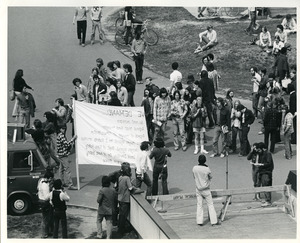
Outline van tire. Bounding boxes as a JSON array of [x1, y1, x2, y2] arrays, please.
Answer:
[[8, 194, 31, 215]]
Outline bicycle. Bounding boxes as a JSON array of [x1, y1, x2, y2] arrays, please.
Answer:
[[201, 7, 244, 17], [115, 19, 159, 46]]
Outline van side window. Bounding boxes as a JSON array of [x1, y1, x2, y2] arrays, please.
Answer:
[[13, 151, 40, 169]]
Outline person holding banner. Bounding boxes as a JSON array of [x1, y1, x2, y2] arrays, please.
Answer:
[[135, 141, 153, 199], [153, 87, 171, 141], [150, 138, 172, 196]]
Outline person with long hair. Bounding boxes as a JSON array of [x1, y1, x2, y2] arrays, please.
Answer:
[[229, 100, 242, 153], [87, 67, 104, 103], [150, 137, 172, 195], [170, 90, 188, 151], [123, 64, 136, 106], [107, 91, 122, 106], [116, 80, 128, 106], [191, 96, 208, 155]]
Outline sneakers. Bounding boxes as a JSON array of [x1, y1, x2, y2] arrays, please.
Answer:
[[182, 146, 187, 151], [81, 43, 85, 47], [210, 153, 218, 158], [174, 147, 179, 151], [194, 148, 199, 155], [220, 153, 225, 158], [212, 221, 221, 226], [200, 149, 209, 154], [91, 40, 94, 45], [261, 201, 272, 207]]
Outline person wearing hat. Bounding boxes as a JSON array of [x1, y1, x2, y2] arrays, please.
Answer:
[[194, 25, 218, 53], [150, 137, 172, 195], [192, 155, 219, 226], [56, 125, 77, 190]]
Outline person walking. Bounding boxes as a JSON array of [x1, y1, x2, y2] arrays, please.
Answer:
[[150, 138, 172, 196], [73, 7, 88, 47], [192, 155, 219, 226], [170, 90, 188, 151], [90, 6, 105, 44], [50, 179, 70, 239], [96, 176, 117, 239], [131, 32, 147, 84]]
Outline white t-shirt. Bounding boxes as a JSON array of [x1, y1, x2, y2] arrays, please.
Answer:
[[252, 72, 261, 93], [170, 70, 182, 84], [192, 165, 212, 191]]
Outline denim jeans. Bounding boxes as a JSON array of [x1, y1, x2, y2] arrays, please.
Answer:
[[40, 200, 52, 236], [91, 20, 104, 41], [264, 127, 277, 153], [152, 165, 168, 196], [204, 102, 214, 127], [252, 92, 259, 117], [240, 126, 251, 155], [134, 54, 144, 81], [212, 126, 227, 154], [194, 129, 204, 148], [97, 214, 113, 239], [284, 132, 292, 158], [127, 91, 135, 107], [118, 202, 130, 235], [231, 126, 242, 151], [252, 166, 261, 187], [196, 189, 218, 225], [59, 156, 73, 187], [77, 20, 87, 44], [172, 117, 186, 148], [53, 210, 68, 238], [259, 172, 272, 203], [18, 107, 30, 128]]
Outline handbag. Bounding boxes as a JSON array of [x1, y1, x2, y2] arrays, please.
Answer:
[[9, 90, 16, 101]]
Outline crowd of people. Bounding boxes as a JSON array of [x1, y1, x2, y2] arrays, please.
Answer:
[[9, 7, 297, 239]]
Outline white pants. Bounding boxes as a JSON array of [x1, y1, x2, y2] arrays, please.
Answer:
[[196, 189, 218, 225]]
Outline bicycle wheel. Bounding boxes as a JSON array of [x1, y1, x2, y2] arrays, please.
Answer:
[[143, 29, 159, 46], [115, 17, 125, 33], [225, 7, 240, 16]]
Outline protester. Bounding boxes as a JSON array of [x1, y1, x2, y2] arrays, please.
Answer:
[[236, 104, 255, 156], [141, 89, 154, 142], [105, 77, 117, 101], [107, 61, 122, 85], [229, 100, 242, 154], [96, 58, 107, 81], [199, 70, 216, 128], [107, 91, 122, 106], [288, 83, 296, 144], [16, 85, 33, 128], [37, 170, 54, 238], [52, 98, 67, 129], [96, 175, 117, 239], [150, 137, 172, 196], [192, 155, 219, 226], [281, 14, 297, 35], [193, 80, 202, 98], [131, 32, 147, 84], [145, 77, 160, 97], [257, 143, 274, 207], [225, 89, 234, 112], [73, 7, 88, 47], [206, 53, 220, 91], [273, 47, 290, 85], [123, 64, 136, 107], [116, 80, 128, 106], [247, 143, 263, 200], [50, 179, 70, 239], [170, 90, 188, 151], [135, 141, 153, 198], [250, 67, 261, 118], [153, 87, 171, 141], [281, 105, 294, 160], [169, 62, 182, 95], [56, 125, 77, 190], [87, 68, 103, 103], [183, 87, 195, 145], [90, 6, 104, 45], [210, 97, 231, 158], [191, 95, 208, 155], [195, 25, 218, 53], [92, 74, 107, 104], [73, 78, 88, 102]]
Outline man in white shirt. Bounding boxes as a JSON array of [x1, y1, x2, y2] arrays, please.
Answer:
[[250, 67, 261, 118], [169, 62, 182, 94], [90, 6, 104, 44], [192, 155, 219, 226], [194, 25, 218, 53], [135, 141, 153, 198]]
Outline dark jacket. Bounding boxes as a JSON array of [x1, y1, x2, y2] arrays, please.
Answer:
[[141, 98, 151, 117], [213, 106, 231, 129], [241, 108, 255, 127], [124, 73, 136, 92], [274, 53, 290, 77], [258, 75, 268, 98], [199, 77, 216, 103], [264, 107, 281, 129], [52, 190, 67, 212], [146, 83, 160, 97], [97, 187, 117, 215], [13, 77, 33, 92], [289, 91, 296, 115], [93, 82, 107, 104], [258, 150, 274, 174]]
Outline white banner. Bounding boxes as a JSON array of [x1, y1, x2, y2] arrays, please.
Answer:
[[74, 101, 148, 167]]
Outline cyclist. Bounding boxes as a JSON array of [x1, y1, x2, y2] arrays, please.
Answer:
[[124, 6, 142, 45]]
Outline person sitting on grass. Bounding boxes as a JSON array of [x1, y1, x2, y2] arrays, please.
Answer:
[[281, 14, 297, 35], [250, 26, 272, 53], [194, 25, 218, 53], [272, 35, 284, 56]]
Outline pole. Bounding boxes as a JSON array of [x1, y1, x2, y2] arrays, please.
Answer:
[[73, 99, 80, 190], [226, 149, 228, 190]]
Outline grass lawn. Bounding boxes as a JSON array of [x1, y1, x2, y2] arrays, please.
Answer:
[[105, 7, 296, 99]]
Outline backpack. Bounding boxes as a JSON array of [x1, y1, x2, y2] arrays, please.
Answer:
[[64, 104, 73, 123]]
